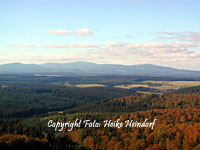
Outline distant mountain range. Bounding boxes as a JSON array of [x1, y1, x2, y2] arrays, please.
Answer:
[[0, 62, 200, 76]]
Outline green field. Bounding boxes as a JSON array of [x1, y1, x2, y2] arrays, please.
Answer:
[[1, 75, 200, 93], [114, 81, 200, 91], [74, 84, 105, 88]]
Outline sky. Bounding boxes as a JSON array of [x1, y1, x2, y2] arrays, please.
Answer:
[[0, 0, 200, 70]]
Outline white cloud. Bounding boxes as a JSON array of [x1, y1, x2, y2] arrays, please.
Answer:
[[43, 44, 66, 48], [48, 28, 93, 36], [39, 41, 200, 68], [156, 31, 179, 35], [67, 43, 99, 48], [11, 44, 36, 48], [104, 42, 125, 47], [157, 31, 200, 43], [2, 42, 200, 70], [97, 42, 200, 64], [184, 32, 200, 42], [5, 32, 200, 70], [75, 28, 93, 36], [48, 29, 72, 35], [42, 43, 99, 49]]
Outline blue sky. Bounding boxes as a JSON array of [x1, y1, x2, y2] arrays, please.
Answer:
[[0, 0, 200, 70]]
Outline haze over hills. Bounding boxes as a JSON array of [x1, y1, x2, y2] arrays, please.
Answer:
[[0, 61, 200, 76]]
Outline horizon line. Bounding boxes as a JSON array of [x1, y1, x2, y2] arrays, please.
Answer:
[[0, 61, 199, 71]]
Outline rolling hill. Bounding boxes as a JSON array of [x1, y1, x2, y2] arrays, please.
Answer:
[[0, 61, 200, 76]]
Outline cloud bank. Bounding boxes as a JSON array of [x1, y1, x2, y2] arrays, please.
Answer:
[[48, 28, 93, 36]]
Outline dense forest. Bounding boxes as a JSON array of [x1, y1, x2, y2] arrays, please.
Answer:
[[1, 108, 200, 150], [1, 74, 200, 88], [173, 86, 200, 94], [66, 93, 200, 113], [1, 85, 200, 149], [0, 87, 134, 118]]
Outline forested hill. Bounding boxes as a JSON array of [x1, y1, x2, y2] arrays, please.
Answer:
[[1, 86, 200, 118], [1, 92, 200, 150], [67, 93, 200, 113], [0, 87, 134, 118], [1, 62, 200, 76], [1, 87, 200, 149], [173, 86, 200, 94]]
